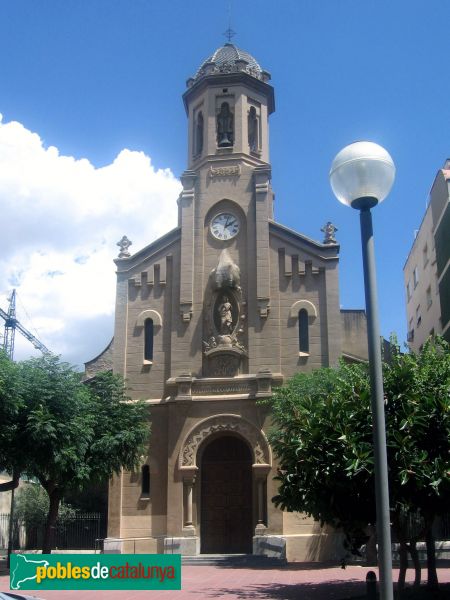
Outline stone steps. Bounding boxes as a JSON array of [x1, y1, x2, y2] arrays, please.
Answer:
[[181, 554, 287, 567]]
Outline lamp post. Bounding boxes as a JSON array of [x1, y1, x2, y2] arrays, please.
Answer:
[[329, 141, 395, 600]]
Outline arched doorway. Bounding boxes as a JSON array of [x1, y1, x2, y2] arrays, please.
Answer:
[[200, 435, 253, 554]]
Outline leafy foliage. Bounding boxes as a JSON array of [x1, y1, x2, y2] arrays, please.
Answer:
[[11, 356, 149, 492], [268, 363, 375, 544], [0, 354, 150, 552], [0, 350, 25, 481], [268, 337, 450, 560], [383, 337, 450, 517], [15, 483, 77, 528]]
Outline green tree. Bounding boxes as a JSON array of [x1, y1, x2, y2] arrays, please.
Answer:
[[0, 351, 23, 491], [2, 355, 149, 553], [15, 483, 77, 529], [383, 337, 450, 589], [268, 364, 375, 548], [268, 337, 450, 590]]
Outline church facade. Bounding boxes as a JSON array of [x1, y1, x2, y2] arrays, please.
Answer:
[[87, 43, 368, 561]]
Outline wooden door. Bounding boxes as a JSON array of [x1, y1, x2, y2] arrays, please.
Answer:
[[201, 436, 253, 554]]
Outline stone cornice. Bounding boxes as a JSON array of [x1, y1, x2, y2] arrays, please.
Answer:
[[182, 71, 275, 115], [191, 153, 270, 172], [166, 371, 283, 402]]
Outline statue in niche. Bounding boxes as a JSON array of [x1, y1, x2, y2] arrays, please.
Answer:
[[202, 250, 247, 367], [248, 106, 258, 152], [218, 296, 233, 334], [217, 102, 234, 147]]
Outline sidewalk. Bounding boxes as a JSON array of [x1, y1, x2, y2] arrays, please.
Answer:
[[1, 562, 450, 600]]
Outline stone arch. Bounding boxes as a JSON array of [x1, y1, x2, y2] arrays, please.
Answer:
[[289, 299, 317, 320], [179, 414, 271, 470], [136, 309, 163, 327]]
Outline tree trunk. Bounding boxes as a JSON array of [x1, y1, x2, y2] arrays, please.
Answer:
[[425, 518, 439, 590], [393, 515, 408, 593], [365, 524, 378, 566], [398, 539, 408, 593], [42, 488, 61, 554], [407, 540, 421, 588]]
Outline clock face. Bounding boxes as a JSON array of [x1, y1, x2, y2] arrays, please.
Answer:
[[210, 212, 240, 241]]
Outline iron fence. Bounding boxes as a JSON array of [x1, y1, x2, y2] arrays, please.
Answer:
[[403, 512, 450, 542], [0, 512, 106, 551]]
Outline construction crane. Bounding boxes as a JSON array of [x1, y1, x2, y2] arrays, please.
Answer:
[[0, 289, 51, 360]]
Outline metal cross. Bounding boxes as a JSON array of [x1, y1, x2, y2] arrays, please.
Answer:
[[223, 27, 236, 42]]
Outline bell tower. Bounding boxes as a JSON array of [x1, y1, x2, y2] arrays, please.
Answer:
[[183, 43, 275, 169], [174, 43, 278, 377]]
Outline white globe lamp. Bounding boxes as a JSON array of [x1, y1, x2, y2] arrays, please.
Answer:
[[329, 141, 395, 209]]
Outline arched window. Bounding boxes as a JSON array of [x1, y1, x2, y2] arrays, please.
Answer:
[[195, 111, 204, 155], [141, 465, 150, 497], [298, 309, 309, 354], [144, 318, 154, 362], [248, 106, 258, 152]]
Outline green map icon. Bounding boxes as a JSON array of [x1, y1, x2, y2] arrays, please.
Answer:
[[10, 554, 50, 590]]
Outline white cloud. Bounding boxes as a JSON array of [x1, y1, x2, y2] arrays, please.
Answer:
[[0, 115, 181, 366]]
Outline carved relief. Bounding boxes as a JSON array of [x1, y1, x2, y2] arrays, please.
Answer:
[[208, 165, 241, 178], [196, 63, 264, 81], [207, 354, 241, 377], [195, 381, 255, 395], [179, 414, 271, 469]]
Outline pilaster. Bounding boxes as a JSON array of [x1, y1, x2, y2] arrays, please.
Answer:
[[178, 170, 197, 323], [107, 472, 123, 538], [112, 271, 129, 376], [254, 166, 272, 318], [323, 261, 342, 366]]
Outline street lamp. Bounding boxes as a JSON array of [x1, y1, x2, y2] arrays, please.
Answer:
[[329, 141, 395, 600]]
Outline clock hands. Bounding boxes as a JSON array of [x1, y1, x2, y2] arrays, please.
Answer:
[[211, 213, 239, 240]]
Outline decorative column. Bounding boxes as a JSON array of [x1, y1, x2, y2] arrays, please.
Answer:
[[182, 469, 198, 535], [164, 468, 199, 557], [252, 464, 270, 535], [185, 479, 194, 527], [257, 478, 265, 525]]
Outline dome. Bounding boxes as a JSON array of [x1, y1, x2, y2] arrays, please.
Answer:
[[191, 43, 270, 83]]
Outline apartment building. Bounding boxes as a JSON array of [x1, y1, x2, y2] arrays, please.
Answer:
[[404, 160, 450, 351]]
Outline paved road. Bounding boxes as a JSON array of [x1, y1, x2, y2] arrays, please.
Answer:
[[1, 563, 450, 600]]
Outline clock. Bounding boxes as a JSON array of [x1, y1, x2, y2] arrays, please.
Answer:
[[210, 212, 240, 241]]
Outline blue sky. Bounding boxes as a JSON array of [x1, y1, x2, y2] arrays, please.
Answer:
[[1, 0, 449, 364]]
